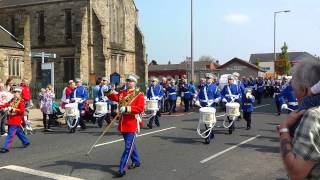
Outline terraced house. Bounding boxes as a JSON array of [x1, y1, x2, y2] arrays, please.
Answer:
[[0, 0, 147, 84]]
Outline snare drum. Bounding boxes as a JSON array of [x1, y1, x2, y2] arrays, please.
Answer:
[[226, 102, 240, 117], [199, 107, 216, 125], [146, 100, 159, 111], [65, 103, 79, 117], [95, 102, 110, 114]]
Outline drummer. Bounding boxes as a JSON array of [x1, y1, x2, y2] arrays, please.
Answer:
[[146, 77, 164, 129], [195, 73, 221, 143], [221, 75, 242, 134]]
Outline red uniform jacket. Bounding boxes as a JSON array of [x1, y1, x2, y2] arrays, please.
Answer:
[[0, 98, 25, 126], [108, 89, 144, 133], [21, 84, 31, 101]]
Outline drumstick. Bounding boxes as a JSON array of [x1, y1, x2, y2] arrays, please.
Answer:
[[85, 113, 120, 156]]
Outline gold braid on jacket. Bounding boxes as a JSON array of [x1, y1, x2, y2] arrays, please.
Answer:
[[119, 89, 140, 107], [10, 97, 22, 111]]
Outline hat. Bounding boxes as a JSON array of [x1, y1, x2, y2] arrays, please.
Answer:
[[75, 78, 82, 83], [171, 79, 176, 83], [244, 88, 252, 94], [126, 74, 139, 82], [227, 75, 234, 80], [102, 77, 109, 81], [232, 72, 240, 78], [205, 73, 214, 79], [150, 77, 159, 82], [12, 87, 22, 92]]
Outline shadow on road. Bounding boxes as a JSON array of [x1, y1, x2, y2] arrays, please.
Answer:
[[40, 160, 118, 177]]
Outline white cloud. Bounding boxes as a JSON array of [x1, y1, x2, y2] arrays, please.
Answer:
[[224, 13, 250, 25]]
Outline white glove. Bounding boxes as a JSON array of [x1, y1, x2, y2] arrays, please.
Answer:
[[65, 99, 70, 104], [222, 98, 227, 103], [8, 107, 12, 111], [272, 94, 276, 98], [120, 107, 126, 113], [235, 95, 240, 99], [79, 99, 84, 103], [95, 98, 99, 102], [152, 96, 159, 100], [195, 100, 201, 107], [213, 98, 220, 103], [281, 104, 288, 110], [71, 98, 75, 102], [101, 96, 108, 102]]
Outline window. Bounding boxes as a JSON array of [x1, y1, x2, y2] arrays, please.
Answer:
[[37, 11, 45, 42], [111, 55, 117, 73], [119, 55, 125, 75], [65, 9, 72, 41], [10, 15, 16, 36], [64, 58, 75, 82], [262, 67, 271, 71], [8, 56, 21, 77], [109, 0, 124, 44]]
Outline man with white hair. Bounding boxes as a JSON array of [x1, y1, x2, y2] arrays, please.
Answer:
[[278, 61, 320, 180]]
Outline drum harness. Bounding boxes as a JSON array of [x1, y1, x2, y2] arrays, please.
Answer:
[[196, 85, 217, 139], [222, 86, 240, 129]]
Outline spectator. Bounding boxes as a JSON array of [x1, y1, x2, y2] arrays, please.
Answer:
[[60, 80, 75, 109], [0, 83, 13, 136], [278, 61, 320, 179], [20, 79, 32, 108], [5, 77, 14, 92], [39, 85, 55, 132]]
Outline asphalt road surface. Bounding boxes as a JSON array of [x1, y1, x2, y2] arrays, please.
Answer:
[[0, 98, 288, 180]]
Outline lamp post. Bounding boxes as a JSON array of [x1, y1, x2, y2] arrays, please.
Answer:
[[190, 0, 194, 82], [274, 10, 290, 76]]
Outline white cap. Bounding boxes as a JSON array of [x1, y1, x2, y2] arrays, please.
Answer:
[[228, 75, 234, 80], [102, 77, 109, 81], [150, 77, 159, 82], [75, 78, 82, 83], [126, 74, 139, 83], [232, 72, 240, 78], [205, 73, 214, 79], [244, 88, 252, 94]]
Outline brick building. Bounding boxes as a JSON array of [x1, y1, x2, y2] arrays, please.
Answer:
[[0, 0, 147, 84]]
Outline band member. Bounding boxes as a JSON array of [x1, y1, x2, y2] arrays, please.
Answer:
[[278, 80, 299, 112], [273, 81, 282, 115], [248, 76, 256, 97], [242, 88, 255, 130], [256, 77, 264, 104], [195, 73, 221, 143], [221, 75, 242, 134], [68, 78, 88, 131], [181, 78, 196, 112], [0, 87, 30, 153], [160, 77, 169, 113], [166, 79, 177, 115], [107, 74, 144, 177], [146, 77, 164, 129]]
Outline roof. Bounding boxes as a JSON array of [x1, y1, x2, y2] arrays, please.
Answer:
[[148, 64, 186, 71], [249, 52, 318, 63], [219, 57, 265, 72], [0, 0, 71, 8], [0, 25, 24, 49]]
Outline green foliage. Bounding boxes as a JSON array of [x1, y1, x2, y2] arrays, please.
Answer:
[[279, 42, 291, 75], [254, 58, 260, 66]]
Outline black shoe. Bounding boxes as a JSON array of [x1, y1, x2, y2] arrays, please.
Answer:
[[46, 128, 54, 132], [228, 128, 233, 134], [0, 148, 9, 153], [246, 127, 251, 130], [115, 171, 126, 178], [147, 124, 152, 129], [23, 143, 30, 148], [156, 124, 160, 127], [128, 163, 140, 169]]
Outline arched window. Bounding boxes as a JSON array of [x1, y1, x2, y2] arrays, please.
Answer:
[[109, 0, 124, 44]]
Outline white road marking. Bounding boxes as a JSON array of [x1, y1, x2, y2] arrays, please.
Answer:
[[0, 165, 84, 180], [254, 104, 271, 109], [200, 135, 261, 163], [95, 127, 176, 147]]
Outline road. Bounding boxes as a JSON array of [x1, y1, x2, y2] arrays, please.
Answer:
[[0, 98, 288, 180]]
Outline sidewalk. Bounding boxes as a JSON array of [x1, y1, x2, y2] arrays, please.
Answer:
[[28, 109, 45, 129]]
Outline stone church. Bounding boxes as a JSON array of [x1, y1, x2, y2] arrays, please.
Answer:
[[0, 0, 147, 84]]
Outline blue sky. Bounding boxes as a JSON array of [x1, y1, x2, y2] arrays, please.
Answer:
[[134, 0, 320, 64]]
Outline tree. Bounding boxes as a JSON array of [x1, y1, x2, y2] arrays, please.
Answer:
[[278, 42, 291, 75], [149, 60, 158, 65], [254, 58, 260, 67]]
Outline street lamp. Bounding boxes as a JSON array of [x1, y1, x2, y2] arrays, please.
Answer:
[[274, 10, 290, 76], [190, 0, 194, 82]]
